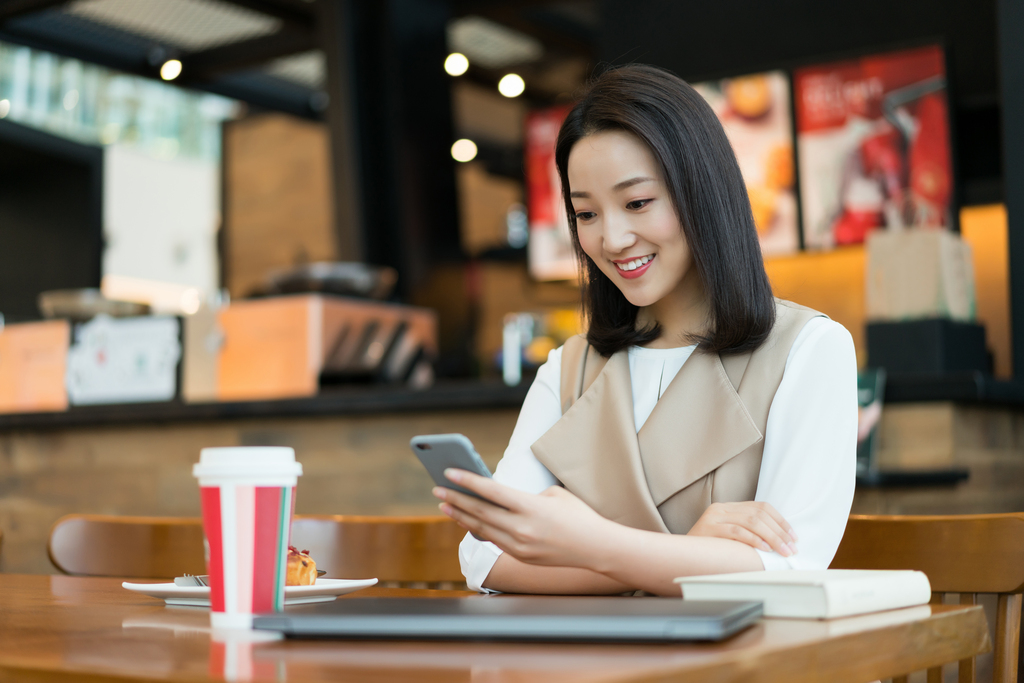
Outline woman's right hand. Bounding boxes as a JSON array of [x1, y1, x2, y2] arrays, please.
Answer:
[[688, 501, 798, 557]]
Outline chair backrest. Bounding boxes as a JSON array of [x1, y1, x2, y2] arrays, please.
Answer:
[[290, 515, 466, 587], [831, 514, 1024, 683], [48, 515, 206, 578], [49, 514, 466, 587]]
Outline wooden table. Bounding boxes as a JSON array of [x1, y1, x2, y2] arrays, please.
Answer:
[[0, 574, 990, 683]]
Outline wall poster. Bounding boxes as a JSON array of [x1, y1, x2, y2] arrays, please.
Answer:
[[693, 71, 799, 256], [525, 105, 576, 281], [794, 45, 953, 249]]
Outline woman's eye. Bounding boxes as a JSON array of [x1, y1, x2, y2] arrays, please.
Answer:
[[626, 199, 652, 210], [574, 211, 596, 222]]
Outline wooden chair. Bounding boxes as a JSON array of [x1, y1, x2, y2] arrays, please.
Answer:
[[48, 515, 206, 578], [831, 513, 1024, 683], [290, 515, 466, 588], [48, 514, 466, 587]]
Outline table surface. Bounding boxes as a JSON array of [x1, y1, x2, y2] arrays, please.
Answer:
[[0, 574, 991, 683]]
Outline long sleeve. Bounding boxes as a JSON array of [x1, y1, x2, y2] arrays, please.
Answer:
[[459, 347, 564, 591], [458, 317, 858, 590], [751, 317, 858, 571]]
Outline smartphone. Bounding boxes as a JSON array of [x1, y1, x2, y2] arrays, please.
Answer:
[[410, 433, 494, 501]]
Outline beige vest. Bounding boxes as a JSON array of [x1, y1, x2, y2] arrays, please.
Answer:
[[530, 299, 823, 535]]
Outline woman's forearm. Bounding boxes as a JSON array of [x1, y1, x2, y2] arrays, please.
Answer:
[[483, 553, 634, 594], [483, 524, 765, 596], [588, 524, 765, 596]]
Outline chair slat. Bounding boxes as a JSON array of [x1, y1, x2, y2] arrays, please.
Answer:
[[994, 594, 1022, 683], [926, 589, 944, 683], [959, 593, 977, 683]]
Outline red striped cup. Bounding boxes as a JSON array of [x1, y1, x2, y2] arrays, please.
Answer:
[[193, 447, 303, 630]]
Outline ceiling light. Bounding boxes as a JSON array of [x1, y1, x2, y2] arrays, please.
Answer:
[[445, 52, 469, 76], [451, 139, 478, 162], [498, 74, 525, 98], [0, 99, 9, 118], [160, 59, 183, 81]]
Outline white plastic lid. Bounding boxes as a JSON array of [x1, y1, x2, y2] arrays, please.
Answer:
[[192, 447, 302, 479]]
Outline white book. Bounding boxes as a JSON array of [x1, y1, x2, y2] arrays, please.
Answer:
[[674, 570, 932, 619]]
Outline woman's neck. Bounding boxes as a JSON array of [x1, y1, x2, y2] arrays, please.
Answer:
[[636, 276, 709, 349]]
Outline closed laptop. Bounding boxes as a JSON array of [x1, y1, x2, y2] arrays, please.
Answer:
[[253, 596, 762, 642]]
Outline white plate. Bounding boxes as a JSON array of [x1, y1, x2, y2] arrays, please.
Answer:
[[122, 578, 378, 608]]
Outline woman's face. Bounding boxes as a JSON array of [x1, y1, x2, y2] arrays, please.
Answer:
[[567, 129, 697, 310]]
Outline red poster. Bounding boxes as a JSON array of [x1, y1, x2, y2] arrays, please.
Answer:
[[795, 45, 953, 248], [693, 71, 798, 256], [525, 105, 576, 280]]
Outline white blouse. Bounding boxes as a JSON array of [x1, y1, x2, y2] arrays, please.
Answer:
[[459, 316, 858, 592]]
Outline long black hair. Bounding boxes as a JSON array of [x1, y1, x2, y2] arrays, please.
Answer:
[[555, 64, 776, 356]]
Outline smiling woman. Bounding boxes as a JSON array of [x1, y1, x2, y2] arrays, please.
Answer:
[[437, 65, 858, 597]]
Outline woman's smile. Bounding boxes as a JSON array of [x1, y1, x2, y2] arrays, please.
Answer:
[[613, 253, 655, 279]]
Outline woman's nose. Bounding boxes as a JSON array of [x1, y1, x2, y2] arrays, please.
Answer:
[[603, 215, 638, 253]]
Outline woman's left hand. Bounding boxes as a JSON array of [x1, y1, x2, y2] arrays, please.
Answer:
[[433, 469, 613, 569]]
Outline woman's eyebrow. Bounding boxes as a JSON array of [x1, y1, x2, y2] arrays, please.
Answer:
[[570, 176, 655, 199], [614, 176, 655, 191]]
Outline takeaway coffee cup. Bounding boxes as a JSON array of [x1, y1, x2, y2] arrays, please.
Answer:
[[193, 447, 303, 629]]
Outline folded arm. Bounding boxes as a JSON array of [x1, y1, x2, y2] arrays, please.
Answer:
[[439, 471, 764, 596]]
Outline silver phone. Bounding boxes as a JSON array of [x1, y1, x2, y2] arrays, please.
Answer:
[[410, 433, 493, 500]]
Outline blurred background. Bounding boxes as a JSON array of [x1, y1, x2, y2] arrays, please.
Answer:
[[2, 0, 1024, 580]]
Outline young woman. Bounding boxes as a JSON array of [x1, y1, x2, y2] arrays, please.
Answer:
[[434, 64, 857, 597]]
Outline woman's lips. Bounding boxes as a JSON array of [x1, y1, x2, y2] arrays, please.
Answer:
[[614, 255, 654, 280]]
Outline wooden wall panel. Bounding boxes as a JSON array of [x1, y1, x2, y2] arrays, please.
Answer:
[[0, 409, 519, 575], [223, 114, 336, 299]]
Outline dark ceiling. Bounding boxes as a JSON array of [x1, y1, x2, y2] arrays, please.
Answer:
[[0, 0, 597, 118]]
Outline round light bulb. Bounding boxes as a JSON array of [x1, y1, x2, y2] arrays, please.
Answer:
[[451, 139, 478, 163], [160, 59, 182, 81], [498, 73, 525, 98], [0, 99, 10, 119], [444, 52, 469, 77]]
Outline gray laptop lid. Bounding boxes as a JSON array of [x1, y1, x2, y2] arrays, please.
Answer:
[[253, 596, 762, 642]]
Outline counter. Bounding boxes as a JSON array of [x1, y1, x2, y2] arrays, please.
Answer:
[[0, 381, 530, 430], [2, 378, 1024, 576]]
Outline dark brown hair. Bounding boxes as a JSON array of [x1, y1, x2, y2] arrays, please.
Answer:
[[555, 64, 776, 356]]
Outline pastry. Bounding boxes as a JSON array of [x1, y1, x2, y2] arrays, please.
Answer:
[[286, 546, 317, 586], [726, 75, 772, 120]]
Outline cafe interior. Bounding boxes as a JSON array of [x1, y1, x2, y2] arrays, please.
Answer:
[[1, 0, 1024, 681]]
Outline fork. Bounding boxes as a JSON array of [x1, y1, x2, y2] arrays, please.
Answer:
[[183, 573, 207, 587]]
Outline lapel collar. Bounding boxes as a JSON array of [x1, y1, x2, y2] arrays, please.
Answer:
[[637, 349, 762, 506], [531, 350, 668, 533]]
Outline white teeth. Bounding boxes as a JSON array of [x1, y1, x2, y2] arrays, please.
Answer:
[[616, 255, 653, 271]]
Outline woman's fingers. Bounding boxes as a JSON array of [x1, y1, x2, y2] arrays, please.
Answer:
[[745, 514, 795, 557], [439, 501, 519, 549], [718, 524, 774, 553], [443, 469, 523, 511], [756, 502, 798, 542], [434, 486, 513, 526]]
